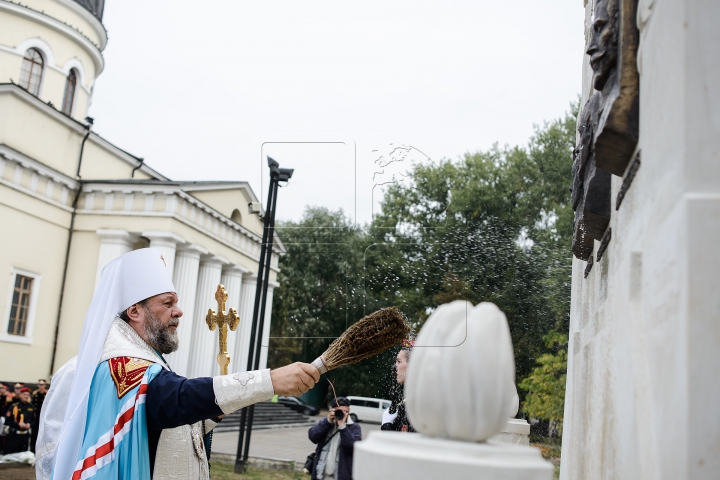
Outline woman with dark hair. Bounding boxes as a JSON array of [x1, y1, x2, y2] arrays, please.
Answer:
[[381, 339, 415, 432]]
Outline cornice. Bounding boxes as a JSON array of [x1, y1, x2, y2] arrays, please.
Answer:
[[0, 145, 76, 212], [0, 0, 104, 74], [77, 183, 286, 260], [53, 0, 107, 49], [179, 181, 260, 203], [0, 144, 77, 189]]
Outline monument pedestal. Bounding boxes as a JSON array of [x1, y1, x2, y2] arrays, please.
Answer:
[[354, 431, 552, 480], [489, 418, 532, 446]]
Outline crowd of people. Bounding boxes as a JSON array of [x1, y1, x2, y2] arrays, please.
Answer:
[[0, 379, 48, 454]]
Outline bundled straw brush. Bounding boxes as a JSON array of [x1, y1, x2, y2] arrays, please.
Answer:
[[311, 307, 410, 374]]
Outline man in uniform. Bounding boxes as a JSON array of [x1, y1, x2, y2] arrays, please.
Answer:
[[31, 379, 48, 452], [36, 248, 320, 480], [3, 386, 35, 453]]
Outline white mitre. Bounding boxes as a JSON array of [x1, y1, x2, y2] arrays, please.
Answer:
[[36, 248, 176, 480]]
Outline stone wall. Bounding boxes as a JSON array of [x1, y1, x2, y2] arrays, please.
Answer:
[[561, 0, 720, 479]]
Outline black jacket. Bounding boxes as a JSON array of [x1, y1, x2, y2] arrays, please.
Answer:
[[5, 400, 35, 432], [381, 399, 415, 433], [308, 418, 361, 480]]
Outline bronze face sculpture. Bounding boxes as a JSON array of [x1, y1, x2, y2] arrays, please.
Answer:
[[585, 0, 640, 177], [587, 0, 619, 91]]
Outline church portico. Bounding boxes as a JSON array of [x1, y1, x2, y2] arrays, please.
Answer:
[[0, 117, 283, 383], [85, 222, 280, 379]]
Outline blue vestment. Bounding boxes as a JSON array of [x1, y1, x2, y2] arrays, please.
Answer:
[[65, 359, 221, 480]]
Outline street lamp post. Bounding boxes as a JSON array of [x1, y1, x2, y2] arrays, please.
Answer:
[[234, 156, 293, 473]]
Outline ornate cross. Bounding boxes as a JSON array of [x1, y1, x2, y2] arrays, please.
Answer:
[[206, 284, 240, 375]]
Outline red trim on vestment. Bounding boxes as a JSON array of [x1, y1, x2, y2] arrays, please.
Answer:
[[70, 382, 148, 480]]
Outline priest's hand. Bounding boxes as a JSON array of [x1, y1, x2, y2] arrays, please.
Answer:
[[270, 362, 321, 396]]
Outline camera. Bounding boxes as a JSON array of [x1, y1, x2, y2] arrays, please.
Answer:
[[334, 409, 345, 421]]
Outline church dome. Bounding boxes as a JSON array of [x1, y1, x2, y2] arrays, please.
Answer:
[[72, 0, 105, 22], [0, 0, 109, 120]]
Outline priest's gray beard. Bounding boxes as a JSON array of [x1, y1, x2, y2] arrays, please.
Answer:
[[143, 306, 179, 354]]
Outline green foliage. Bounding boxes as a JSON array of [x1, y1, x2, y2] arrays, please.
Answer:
[[268, 207, 396, 402], [519, 332, 568, 433], [268, 102, 578, 409]]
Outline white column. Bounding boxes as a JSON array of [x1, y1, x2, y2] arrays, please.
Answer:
[[234, 273, 258, 372], [142, 231, 185, 278], [95, 229, 137, 289], [187, 255, 228, 378], [213, 264, 248, 376], [258, 281, 278, 370], [165, 244, 207, 377]]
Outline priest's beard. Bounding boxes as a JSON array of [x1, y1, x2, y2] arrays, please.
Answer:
[[143, 306, 179, 354]]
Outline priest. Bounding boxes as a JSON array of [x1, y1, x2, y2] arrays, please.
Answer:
[[35, 248, 320, 480]]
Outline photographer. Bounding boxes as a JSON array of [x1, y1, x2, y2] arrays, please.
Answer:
[[308, 397, 361, 480]]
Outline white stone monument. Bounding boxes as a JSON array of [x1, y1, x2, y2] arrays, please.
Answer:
[[563, 0, 720, 478], [354, 301, 552, 480]]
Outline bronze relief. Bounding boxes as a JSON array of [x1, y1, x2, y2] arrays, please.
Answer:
[[570, 0, 640, 260], [572, 93, 611, 260], [589, 0, 640, 177]]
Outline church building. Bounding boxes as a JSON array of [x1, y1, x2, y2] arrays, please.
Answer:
[[0, 0, 280, 383]]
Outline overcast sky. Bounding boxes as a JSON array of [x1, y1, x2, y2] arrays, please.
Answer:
[[89, 0, 585, 225]]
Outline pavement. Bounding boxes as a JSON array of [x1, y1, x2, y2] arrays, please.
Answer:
[[211, 415, 382, 464]]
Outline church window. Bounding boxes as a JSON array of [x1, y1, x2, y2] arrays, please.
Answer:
[[7, 275, 33, 336], [18, 48, 44, 96], [231, 208, 243, 225], [62, 69, 78, 115]]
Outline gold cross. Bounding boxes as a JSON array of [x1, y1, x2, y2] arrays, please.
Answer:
[[206, 284, 240, 375]]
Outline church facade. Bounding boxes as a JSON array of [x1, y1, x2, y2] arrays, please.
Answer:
[[0, 0, 280, 383]]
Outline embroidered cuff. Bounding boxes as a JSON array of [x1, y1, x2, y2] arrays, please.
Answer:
[[213, 369, 275, 414], [204, 419, 218, 433]]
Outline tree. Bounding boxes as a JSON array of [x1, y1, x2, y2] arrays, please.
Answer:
[[268, 102, 578, 407], [364, 103, 578, 380], [268, 207, 395, 401], [519, 332, 568, 436]]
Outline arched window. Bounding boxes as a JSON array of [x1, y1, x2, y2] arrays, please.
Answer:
[[231, 208, 243, 225], [62, 69, 78, 115], [19, 48, 44, 96]]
